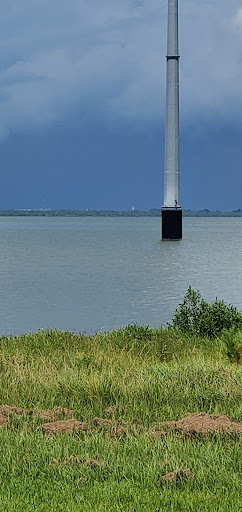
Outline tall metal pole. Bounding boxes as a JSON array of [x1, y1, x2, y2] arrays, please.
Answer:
[[162, 0, 182, 239]]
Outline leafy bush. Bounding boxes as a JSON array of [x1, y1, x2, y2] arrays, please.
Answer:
[[173, 286, 242, 338], [221, 328, 242, 363], [172, 287, 202, 334]]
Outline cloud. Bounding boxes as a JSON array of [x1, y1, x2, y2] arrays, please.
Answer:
[[0, 0, 242, 137], [234, 8, 242, 29]]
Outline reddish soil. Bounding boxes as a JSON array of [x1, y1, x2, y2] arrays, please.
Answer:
[[156, 413, 242, 435], [42, 419, 88, 435], [160, 466, 195, 483]]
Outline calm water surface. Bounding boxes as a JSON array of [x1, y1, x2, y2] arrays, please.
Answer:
[[0, 216, 242, 335]]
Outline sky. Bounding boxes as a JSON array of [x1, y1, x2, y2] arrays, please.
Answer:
[[0, 0, 242, 211]]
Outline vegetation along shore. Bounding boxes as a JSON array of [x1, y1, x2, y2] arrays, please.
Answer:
[[0, 289, 241, 511], [1, 209, 242, 217]]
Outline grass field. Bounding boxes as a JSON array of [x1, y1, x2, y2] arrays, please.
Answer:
[[0, 326, 241, 511]]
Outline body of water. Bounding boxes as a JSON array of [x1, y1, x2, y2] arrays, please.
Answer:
[[0, 216, 242, 335]]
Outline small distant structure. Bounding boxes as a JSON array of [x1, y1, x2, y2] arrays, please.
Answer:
[[131, 206, 135, 211]]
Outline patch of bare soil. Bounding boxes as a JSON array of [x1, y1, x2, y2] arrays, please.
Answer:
[[159, 466, 195, 484], [42, 419, 88, 435], [0, 404, 74, 425], [108, 425, 127, 438], [93, 417, 113, 427], [36, 407, 74, 421], [156, 413, 242, 436], [0, 412, 8, 426], [0, 405, 31, 416]]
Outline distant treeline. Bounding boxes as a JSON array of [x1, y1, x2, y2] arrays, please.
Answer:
[[0, 209, 242, 217]]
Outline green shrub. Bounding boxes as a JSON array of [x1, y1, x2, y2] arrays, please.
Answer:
[[173, 287, 242, 338], [221, 328, 242, 363], [172, 287, 202, 334]]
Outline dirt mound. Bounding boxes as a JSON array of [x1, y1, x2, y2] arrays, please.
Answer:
[[157, 413, 242, 435], [42, 419, 88, 435], [0, 413, 8, 426], [0, 405, 31, 416], [37, 407, 74, 421], [108, 425, 127, 438], [93, 417, 113, 427], [0, 405, 74, 424], [160, 466, 195, 484]]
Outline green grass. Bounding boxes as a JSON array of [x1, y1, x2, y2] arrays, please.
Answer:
[[0, 326, 241, 511]]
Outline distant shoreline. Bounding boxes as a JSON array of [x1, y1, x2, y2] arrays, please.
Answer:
[[0, 209, 242, 218]]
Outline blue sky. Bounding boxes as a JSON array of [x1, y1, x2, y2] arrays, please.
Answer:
[[0, 0, 242, 210]]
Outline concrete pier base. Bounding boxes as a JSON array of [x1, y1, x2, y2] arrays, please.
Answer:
[[162, 207, 182, 240]]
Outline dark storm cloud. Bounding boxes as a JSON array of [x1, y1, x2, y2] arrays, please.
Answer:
[[0, 0, 241, 138]]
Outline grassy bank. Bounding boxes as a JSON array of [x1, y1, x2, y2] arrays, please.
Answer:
[[0, 326, 241, 511]]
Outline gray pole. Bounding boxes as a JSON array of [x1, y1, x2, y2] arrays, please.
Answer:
[[162, 0, 182, 239]]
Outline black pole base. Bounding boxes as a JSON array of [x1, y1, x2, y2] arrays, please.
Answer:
[[162, 208, 182, 240]]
